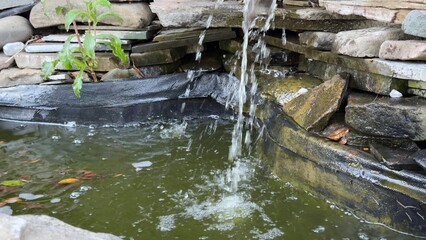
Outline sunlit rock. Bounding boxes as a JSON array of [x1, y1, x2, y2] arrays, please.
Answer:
[[345, 92, 426, 141], [379, 40, 426, 61], [283, 73, 348, 131]]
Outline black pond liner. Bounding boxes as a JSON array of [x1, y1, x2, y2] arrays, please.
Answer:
[[0, 72, 425, 236]]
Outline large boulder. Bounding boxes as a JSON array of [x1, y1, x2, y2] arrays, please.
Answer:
[[0, 16, 33, 49], [283, 74, 348, 131], [332, 27, 405, 57], [30, 0, 154, 29], [0, 213, 120, 240], [345, 92, 426, 141], [402, 10, 426, 38]]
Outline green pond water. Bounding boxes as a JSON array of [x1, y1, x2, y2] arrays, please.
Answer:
[[0, 117, 418, 239]]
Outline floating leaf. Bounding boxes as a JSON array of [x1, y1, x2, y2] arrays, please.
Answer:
[[113, 174, 123, 178], [326, 127, 349, 141], [4, 197, 22, 204], [78, 170, 97, 179], [1, 180, 26, 187], [29, 159, 41, 164], [0, 141, 6, 144], [22, 202, 43, 209], [58, 178, 79, 185], [0, 186, 19, 194], [20, 175, 31, 181]]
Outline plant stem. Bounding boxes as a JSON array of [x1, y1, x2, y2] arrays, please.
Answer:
[[65, 0, 84, 53]]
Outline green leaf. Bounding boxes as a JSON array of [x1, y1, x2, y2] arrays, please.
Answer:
[[94, 0, 112, 8], [97, 34, 127, 63], [96, 11, 121, 23], [1, 180, 26, 187], [41, 60, 59, 80], [55, 6, 66, 16], [64, 9, 85, 32], [57, 35, 77, 69], [73, 71, 84, 98], [83, 32, 96, 60], [41, 0, 48, 17]]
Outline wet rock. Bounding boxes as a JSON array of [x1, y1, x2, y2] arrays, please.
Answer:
[[261, 74, 322, 106], [139, 61, 182, 78], [332, 27, 404, 57], [30, 0, 154, 29], [411, 150, 426, 170], [15, 52, 130, 71], [379, 40, 426, 61], [180, 52, 223, 72], [299, 31, 336, 50], [0, 68, 43, 87], [345, 92, 426, 141], [130, 47, 186, 67], [0, 53, 14, 70], [300, 58, 407, 95], [219, 39, 242, 54], [402, 10, 426, 38], [0, 16, 33, 49], [283, 74, 348, 131], [0, 213, 121, 240], [3, 42, 25, 56], [369, 143, 420, 171], [101, 68, 140, 81]]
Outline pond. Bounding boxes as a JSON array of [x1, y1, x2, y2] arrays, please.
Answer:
[[0, 114, 418, 239]]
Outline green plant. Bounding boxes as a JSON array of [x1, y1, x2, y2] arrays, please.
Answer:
[[41, 0, 127, 97]]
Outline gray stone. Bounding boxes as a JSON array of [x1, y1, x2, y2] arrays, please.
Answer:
[[3, 42, 25, 56], [0, 0, 34, 10], [379, 40, 426, 61], [0, 213, 120, 240], [0, 68, 43, 87], [180, 52, 223, 72], [402, 10, 426, 38], [41, 34, 131, 44], [300, 58, 407, 95], [15, 52, 129, 72], [369, 143, 420, 170], [138, 61, 182, 78], [101, 68, 140, 81], [411, 150, 426, 170], [332, 27, 405, 57], [130, 48, 186, 67], [0, 16, 33, 49], [283, 74, 348, 131], [299, 31, 336, 50], [25, 42, 131, 53], [219, 39, 242, 54], [345, 92, 426, 141], [30, 0, 154, 29], [407, 88, 426, 98], [0, 52, 15, 70], [95, 30, 158, 40]]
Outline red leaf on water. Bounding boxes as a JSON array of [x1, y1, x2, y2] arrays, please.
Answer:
[[77, 170, 97, 179], [0, 186, 19, 194]]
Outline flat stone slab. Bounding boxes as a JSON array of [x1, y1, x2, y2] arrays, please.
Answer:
[[25, 42, 131, 53], [42, 34, 131, 44], [0, 0, 34, 10], [0, 53, 14, 70], [332, 27, 405, 57], [0, 214, 120, 240], [0, 68, 43, 88], [345, 92, 426, 141], [30, 0, 154, 29], [130, 47, 186, 67], [411, 150, 426, 171], [379, 40, 426, 61], [283, 74, 348, 131], [15, 52, 130, 72], [265, 35, 426, 82], [299, 31, 336, 50], [95, 30, 158, 40], [402, 10, 426, 38], [153, 28, 232, 42], [369, 143, 420, 170]]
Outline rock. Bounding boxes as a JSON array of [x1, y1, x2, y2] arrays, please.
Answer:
[[407, 88, 426, 98], [345, 92, 426, 141], [0, 52, 15, 70], [219, 39, 242, 54], [0, 16, 33, 49], [283, 74, 348, 131], [0, 68, 43, 87], [95, 29, 158, 40], [130, 48, 186, 67], [30, 0, 154, 29], [411, 150, 426, 170], [101, 68, 140, 81], [402, 10, 426, 38], [369, 143, 420, 170], [332, 27, 405, 57], [15, 52, 130, 71], [180, 52, 223, 72], [25, 42, 131, 53], [300, 58, 407, 95], [0, 213, 121, 240], [299, 31, 336, 50], [0, 0, 34, 10], [0, 3, 37, 19], [3, 42, 25, 56], [379, 40, 426, 61], [261, 74, 322, 106], [138, 61, 182, 78]]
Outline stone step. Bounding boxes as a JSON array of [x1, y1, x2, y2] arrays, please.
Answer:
[[15, 52, 130, 72], [265, 35, 426, 82], [130, 47, 186, 67], [379, 40, 426, 61], [153, 28, 233, 42], [25, 42, 131, 53], [92, 30, 157, 40], [132, 30, 236, 53], [41, 34, 131, 44], [58, 23, 162, 31]]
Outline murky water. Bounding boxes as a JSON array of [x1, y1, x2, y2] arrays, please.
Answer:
[[0, 117, 417, 239]]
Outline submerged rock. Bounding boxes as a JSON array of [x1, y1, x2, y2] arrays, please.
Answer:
[[0, 213, 120, 240], [283, 74, 348, 131], [345, 92, 426, 141]]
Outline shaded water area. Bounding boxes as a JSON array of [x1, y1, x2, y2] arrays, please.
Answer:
[[0, 113, 418, 239]]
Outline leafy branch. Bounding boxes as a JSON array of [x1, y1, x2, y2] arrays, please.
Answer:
[[41, 0, 127, 98]]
